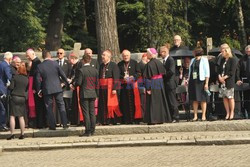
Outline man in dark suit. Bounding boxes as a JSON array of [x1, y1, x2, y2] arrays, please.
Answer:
[[0, 52, 13, 131], [160, 46, 179, 122], [84, 48, 99, 71], [35, 50, 69, 130], [74, 55, 99, 136], [57, 48, 72, 123]]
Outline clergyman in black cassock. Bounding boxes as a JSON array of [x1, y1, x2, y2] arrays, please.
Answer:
[[118, 50, 142, 124], [143, 48, 171, 124], [98, 50, 122, 125], [68, 54, 83, 125], [26, 49, 46, 129]]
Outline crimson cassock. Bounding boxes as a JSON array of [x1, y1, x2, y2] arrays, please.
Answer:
[[118, 59, 142, 124], [98, 61, 122, 125], [143, 58, 172, 124]]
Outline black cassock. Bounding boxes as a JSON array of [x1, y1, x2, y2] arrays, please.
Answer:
[[118, 59, 141, 124], [143, 58, 171, 124], [70, 61, 83, 125], [138, 61, 147, 119], [98, 61, 121, 124]]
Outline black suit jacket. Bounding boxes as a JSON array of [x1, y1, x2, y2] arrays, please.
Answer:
[[36, 59, 68, 95], [9, 74, 29, 98], [75, 65, 99, 99], [118, 59, 140, 80], [218, 57, 238, 89], [90, 59, 100, 71], [57, 59, 72, 90], [163, 56, 177, 90], [57, 59, 71, 78]]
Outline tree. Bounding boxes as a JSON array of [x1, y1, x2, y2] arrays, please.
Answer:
[[0, 0, 45, 52], [45, 0, 66, 51], [95, 0, 120, 62], [236, 0, 247, 49]]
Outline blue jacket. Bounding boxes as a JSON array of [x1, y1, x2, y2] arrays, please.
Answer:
[[188, 56, 210, 81], [0, 60, 12, 94], [35, 59, 68, 95]]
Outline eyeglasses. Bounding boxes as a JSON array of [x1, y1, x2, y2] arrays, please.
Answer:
[[57, 52, 63, 55]]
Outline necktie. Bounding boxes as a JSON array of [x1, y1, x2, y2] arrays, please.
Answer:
[[59, 60, 62, 66], [163, 60, 166, 65]]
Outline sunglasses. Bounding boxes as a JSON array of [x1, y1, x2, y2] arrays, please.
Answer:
[[57, 52, 63, 55]]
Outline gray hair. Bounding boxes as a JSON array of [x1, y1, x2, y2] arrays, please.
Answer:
[[4, 51, 13, 59], [245, 45, 250, 51]]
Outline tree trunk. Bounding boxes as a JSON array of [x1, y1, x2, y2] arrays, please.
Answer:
[[236, 0, 247, 50], [45, 0, 66, 51], [145, 0, 152, 47], [95, 0, 120, 63]]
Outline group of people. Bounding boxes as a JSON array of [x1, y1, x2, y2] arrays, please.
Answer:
[[1, 34, 250, 140]]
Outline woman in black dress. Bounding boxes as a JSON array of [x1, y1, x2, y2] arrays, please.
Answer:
[[218, 43, 237, 120], [7, 62, 29, 140], [188, 48, 210, 121]]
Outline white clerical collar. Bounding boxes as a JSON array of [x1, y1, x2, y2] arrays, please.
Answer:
[[84, 63, 90, 66]]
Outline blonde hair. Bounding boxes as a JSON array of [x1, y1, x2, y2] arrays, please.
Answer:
[[220, 43, 233, 58]]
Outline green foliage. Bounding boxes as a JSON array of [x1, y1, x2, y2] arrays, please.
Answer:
[[221, 36, 241, 50], [0, 0, 248, 52], [0, 0, 45, 52]]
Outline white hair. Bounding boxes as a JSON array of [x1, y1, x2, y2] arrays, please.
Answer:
[[4, 51, 13, 59], [245, 45, 250, 51]]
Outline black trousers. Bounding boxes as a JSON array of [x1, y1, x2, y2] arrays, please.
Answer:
[[35, 94, 46, 128], [80, 98, 96, 134], [44, 92, 68, 129], [165, 88, 179, 120]]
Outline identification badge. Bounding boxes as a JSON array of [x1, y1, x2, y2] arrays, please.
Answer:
[[193, 72, 197, 79], [177, 59, 182, 66]]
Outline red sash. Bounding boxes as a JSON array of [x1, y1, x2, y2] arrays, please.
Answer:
[[28, 76, 36, 118], [99, 78, 122, 118], [76, 86, 84, 121], [151, 74, 163, 79], [133, 81, 142, 119]]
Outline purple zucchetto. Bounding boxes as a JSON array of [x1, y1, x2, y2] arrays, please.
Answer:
[[147, 48, 158, 55]]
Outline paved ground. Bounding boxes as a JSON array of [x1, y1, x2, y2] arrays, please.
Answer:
[[1, 145, 250, 167], [1, 131, 250, 152], [1, 120, 250, 139]]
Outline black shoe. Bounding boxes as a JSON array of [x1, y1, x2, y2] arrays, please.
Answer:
[[7, 134, 15, 140], [79, 133, 91, 137], [49, 127, 56, 130], [19, 135, 25, 140], [63, 125, 69, 129]]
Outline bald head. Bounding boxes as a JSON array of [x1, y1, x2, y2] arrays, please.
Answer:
[[174, 35, 182, 47], [12, 56, 21, 68], [84, 48, 93, 57], [57, 48, 65, 59], [122, 49, 131, 62]]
